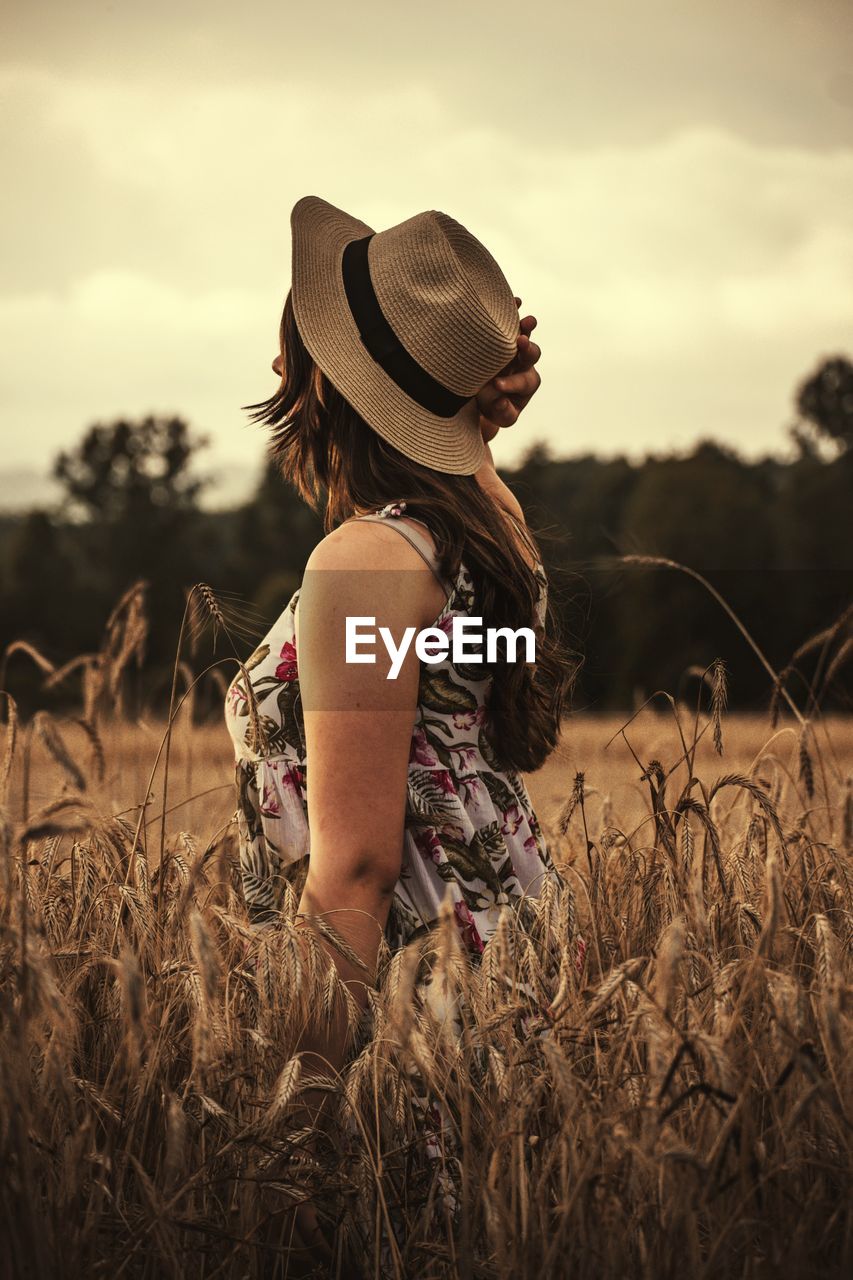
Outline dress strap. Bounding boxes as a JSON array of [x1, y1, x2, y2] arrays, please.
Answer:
[[350, 501, 456, 597]]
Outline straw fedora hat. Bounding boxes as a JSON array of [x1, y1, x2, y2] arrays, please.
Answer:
[[289, 195, 520, 475]]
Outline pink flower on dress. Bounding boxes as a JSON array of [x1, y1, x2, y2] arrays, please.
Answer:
[[259, 781, 280, 818], [453, 900, 485, 955], [501, 803, 524, 837], [451, 706, 486, 732], [413, 827, 444, 865], [455, 746, 480, 771], [523, 833, 539, 857], [460, 776, 483, 804], [227, 680, 247, 713], [280, 763, 305, 793], [274, 639, 298, 682], [437, 770, 458, 796], [409, 726, 440, 766]]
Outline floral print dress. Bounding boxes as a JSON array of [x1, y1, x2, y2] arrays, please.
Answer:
[[224, 499, 560, 956]]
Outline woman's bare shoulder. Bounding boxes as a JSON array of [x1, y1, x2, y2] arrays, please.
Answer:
[[300, 518, 447, 632], [304, 517, 434, 573]]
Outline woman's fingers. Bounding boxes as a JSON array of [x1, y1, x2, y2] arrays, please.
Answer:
[[483, 393, 521, 426], [475, 303, 541, 428], [494, 400, 521, 425], [476, 373, 538, 425], [519, 315, 537, 342], [478, 378, 520, 420], [515, 332, 541, 370], [479, 394, 519, 428], [495, 364, 542, 402]]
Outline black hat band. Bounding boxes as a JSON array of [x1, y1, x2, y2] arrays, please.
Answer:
[[341, 234, 471, 419]]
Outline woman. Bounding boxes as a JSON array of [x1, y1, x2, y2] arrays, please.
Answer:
[[224, 195, 577, 1260]]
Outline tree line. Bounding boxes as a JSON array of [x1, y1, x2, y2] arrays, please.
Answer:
[[1, 355, 851, 720]]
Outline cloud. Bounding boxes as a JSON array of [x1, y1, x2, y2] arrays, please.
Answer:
[[5, 1, 853, 150], [1, 64, 852, 482], [0, 269, 273, 472]]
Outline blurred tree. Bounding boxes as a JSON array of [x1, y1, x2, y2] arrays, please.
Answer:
[[51, 416, 210, 666], [505, 448, 638, 712], [606, 442, 773, 703], [792, 354, 853, 454], [4, 510, 73, 639], [620, 440, 774, 570], [231, 459, 325, 606], [54, 415, 208, 522], [0, 395, 847, 716], [0, 511, 81, 708]]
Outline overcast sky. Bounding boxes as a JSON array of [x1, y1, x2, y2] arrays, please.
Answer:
[[2, 0, 852, 506]]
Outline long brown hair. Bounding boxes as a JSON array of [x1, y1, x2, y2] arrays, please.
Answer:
[[241, 290, 581, 772]]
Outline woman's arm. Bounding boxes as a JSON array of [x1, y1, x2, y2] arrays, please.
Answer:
[[288, 517, 442, 1123]]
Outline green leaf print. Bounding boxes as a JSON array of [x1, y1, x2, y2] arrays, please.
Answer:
[[434, 860, 483, 914], [421, 715, 455, 741], [442, 832, 504, 897], [477, 724, 504, 771], [417, 719, 456, 768], [472, 820, 508, 864], [419, 669, 478, 715], [504, 767, 529, 807], [236, 760, 264, 845], [494, 851, 518, 891], [429, 739, 456, 769], [406, 768, 464, 822], [480, 770, 522, 816], [453, 572, 476, 614], [275, 682, 304, 755], [245, 713, 279, 757], [452, 664, 492, 684], [251, 675, 288, 698]]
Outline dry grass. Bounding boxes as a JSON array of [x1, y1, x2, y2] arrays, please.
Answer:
[[1, 581, 852, 1279]]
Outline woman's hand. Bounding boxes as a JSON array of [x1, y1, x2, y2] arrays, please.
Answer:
[[477, 298, 542, 444]]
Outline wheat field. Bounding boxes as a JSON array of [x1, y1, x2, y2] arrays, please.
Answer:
[[1, 583, 851, 1279]]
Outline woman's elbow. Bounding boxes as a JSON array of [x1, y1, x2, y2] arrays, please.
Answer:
[[311, 843, 403, 900], [347, 848, 403, 896]]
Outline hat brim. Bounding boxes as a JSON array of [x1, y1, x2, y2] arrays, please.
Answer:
[[290, 195, 487, 476]]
